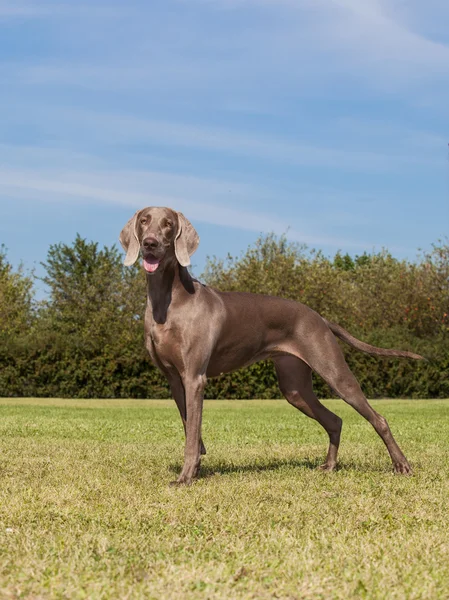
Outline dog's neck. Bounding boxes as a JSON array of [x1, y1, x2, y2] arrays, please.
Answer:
[[146, 260, 195, 324]]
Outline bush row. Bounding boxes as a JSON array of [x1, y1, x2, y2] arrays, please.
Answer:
[[1, 235, 448, 398]]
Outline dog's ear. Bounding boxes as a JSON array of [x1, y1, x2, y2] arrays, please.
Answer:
[[174, 212, 199, 267], [119, 210, 141, 266]]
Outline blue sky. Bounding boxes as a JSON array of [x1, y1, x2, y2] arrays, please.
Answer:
[[0, 0, 448, 292]]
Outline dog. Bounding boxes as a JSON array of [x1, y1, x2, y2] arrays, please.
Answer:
[[120, 206, 423, 484]]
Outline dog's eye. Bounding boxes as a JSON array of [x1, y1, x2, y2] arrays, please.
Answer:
[[166, 220, 173, 228], [140, 218, 147, 225]]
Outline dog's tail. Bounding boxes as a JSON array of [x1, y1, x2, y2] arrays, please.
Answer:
[[324, 319, 425, 360]]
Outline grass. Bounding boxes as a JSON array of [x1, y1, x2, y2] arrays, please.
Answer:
[[0, 398, 448, 599]]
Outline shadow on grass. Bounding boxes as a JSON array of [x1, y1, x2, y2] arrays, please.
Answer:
[[168, 457, 393, 477], [168, 457, 321, 477]]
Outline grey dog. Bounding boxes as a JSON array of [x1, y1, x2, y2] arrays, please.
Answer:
[[120, 206, 423, 485]]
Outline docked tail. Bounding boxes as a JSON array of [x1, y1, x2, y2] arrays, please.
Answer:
[[324, 319, 425, 360]]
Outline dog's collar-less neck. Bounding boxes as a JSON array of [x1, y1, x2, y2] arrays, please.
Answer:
[[146, 262, 195, 324]]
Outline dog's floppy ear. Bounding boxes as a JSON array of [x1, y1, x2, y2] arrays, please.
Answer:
[[119, 210, 141, 266], [174, 212, 199, 267]]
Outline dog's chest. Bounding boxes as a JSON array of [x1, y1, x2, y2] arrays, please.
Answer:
[[149, 325, 169, 349], [145, 321, 182, 369]]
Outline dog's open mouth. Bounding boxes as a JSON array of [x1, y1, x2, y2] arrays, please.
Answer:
[[143, 255, 161, 273]]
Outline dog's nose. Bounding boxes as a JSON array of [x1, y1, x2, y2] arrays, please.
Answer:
[[143, 236, 159, 250]]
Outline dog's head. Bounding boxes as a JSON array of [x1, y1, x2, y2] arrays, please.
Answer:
[[119, 207, 199, 274]]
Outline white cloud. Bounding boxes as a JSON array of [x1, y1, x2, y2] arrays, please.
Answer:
[[2, 0, 448, 116], [0, 0, 444, 270], [8, 63, 201, 91], [14, 107, 440, 173], [0, 165, 380, 249], [0, 2, 52, 17], [181, 0, 449, 90], [338, 0, 449, 67], [0, 1, 124, 19]]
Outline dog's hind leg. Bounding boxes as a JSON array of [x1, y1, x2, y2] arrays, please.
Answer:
[[274, 355, 343, 471], [300, 328, 412, 474]]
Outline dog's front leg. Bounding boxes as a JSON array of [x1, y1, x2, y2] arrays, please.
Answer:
[[167, 373, 207, 457], [174, 373, 206, 485]]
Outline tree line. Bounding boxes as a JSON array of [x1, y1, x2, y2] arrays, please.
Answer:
[[1, 234, 448, 399]]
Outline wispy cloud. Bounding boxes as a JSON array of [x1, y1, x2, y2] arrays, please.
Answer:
[[8, 106, 440, 173], [0, 2, 57, 17], [182, 0, 449, 91], [0, 1, 124, 19], [3, 0, 449, 113], [3, 62, 205, 91], [0, 164, 383, 249], [330, 0, 449, 71], [0, 0, 446, 272]]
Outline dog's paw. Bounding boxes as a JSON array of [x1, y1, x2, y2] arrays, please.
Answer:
[[317, 462, 337, 473], [169, 478, 193, 487], [393, 461, 413, 475]]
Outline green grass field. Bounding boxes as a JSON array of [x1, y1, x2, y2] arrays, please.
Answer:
[[1, 398, 448, 599]]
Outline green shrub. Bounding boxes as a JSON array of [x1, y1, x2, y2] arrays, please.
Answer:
[[0, 235, 448, 399]]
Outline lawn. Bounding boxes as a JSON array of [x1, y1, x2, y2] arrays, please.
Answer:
[[0, 398, 448, 599]]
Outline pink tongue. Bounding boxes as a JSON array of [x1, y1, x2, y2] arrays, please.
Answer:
[[143, 258, 160, 273]]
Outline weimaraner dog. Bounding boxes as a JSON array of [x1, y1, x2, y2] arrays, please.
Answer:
[[120, 206, 424, 485]]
